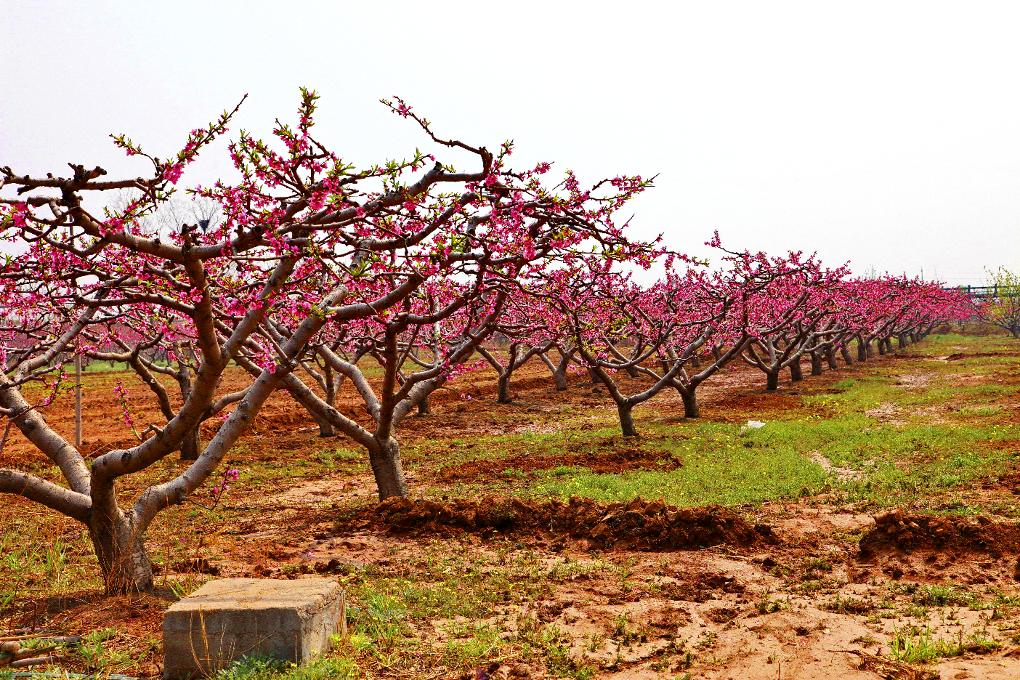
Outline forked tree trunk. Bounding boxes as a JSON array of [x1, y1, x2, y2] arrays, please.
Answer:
[[89, 514, 154, 594], [825, 347, 839, 370], [857, 338, 868, 361], [616, 402, 638, 437], [789, 360, 803, 382], [840, 344, 854, 365], [544, 351, 571, 391], [766, 370, 780, 391], [368, 438, 408, 499]]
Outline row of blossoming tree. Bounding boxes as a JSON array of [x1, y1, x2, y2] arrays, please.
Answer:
[[1, 91, 974, 593]]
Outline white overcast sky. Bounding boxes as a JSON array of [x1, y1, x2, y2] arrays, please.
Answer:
[[2, 0, 1019, 284]]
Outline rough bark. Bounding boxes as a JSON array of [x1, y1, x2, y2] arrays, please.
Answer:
[[789, 360, 804, 382], [497, 372, 512, 404], [88, 512, 154, 594], [368, 438, 408, 499], [179, 427, 201, 461], [680, 388, 699, 418], [316, 417, 336, 437], [617, 402, 637, 437]]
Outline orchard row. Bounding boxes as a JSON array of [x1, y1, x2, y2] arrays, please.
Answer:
[[0, 91, 973, 592]]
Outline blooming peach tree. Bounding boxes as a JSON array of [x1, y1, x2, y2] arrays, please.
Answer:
[[0, 89, 653, 590]]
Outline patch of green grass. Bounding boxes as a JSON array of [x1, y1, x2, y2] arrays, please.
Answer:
[[438, 621, 505, 668], [911, 584, 974, 607], [214, 656, 359, 680], [527, 416, 1018, 508], [527, 421, 827, 507], [822, 594, 874, 615], [441, 336, 1020, 508], [78, 627, 133, 673], [888, 626, 1001, 664], [315, 448, 363, 472]]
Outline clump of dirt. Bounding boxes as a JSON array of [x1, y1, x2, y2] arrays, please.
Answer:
[[859, 510, 1020, 558], [351, 496, 773, 551], [436, 445, 680, 482]]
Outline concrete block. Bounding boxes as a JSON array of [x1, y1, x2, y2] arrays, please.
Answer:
[[163, 577, 343, 678]]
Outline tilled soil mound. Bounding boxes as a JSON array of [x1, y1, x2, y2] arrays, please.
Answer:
[[357, 496, 773, 551], [859, 510, 1020, 558]]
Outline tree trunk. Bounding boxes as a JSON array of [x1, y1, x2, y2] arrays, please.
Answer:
[[588, 366, 600, 385], [312, 414, 335, 437], [897, 334, 907, 349], [766, 370, 780, 391], [417, 397, 430, 415], [789, 360, 803, 382], [368, 438, 408, 499], [877, 339, 887, 355], [179, 427, 201, 461], [553, 365, 568, 391], [680, 388, 699, 418], [497, 372, 512, 404], [617, 402, 638, 437], [840, 344, 854, 365], [89, 514, 154, 594], [825, 347, 839, 370], [810, 352, 823, 376]]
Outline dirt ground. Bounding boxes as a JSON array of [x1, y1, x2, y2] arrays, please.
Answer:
[[2, 333, 1020, 678]]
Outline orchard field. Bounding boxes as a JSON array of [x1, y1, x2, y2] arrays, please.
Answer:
[[3, 330, 1020, 679], [3, 90, 1020, 680]]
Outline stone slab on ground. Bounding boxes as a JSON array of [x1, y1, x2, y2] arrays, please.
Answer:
[[163, 577, 343, 678]]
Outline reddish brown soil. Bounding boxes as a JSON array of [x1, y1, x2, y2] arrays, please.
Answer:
[[343, 496, 773, 551], [860, 510, 1020, 559], [4, 337, 1020, 678]]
